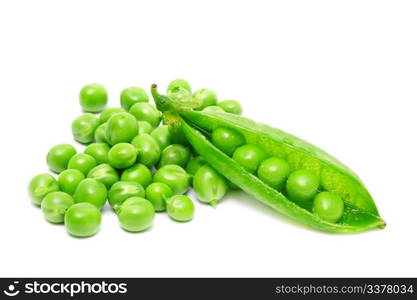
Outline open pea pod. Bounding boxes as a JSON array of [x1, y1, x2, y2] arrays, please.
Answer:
[[151, 84, 386, 233]]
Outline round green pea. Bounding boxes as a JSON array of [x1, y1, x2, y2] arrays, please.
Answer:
[[99, 107, 124, 124], [158, 144, 191, 168], [129, 103, 161, 128], [257, 157, 291, 190], [211, 127, 245, 156], [116, 197, 155, 232], [67, 153, 97, 176], [167, 87, 192, 103], [131, 134, 161, 166], [186, 156, 206, 176], [46, 144, 77, 173], [167, 79, 192, 94], [84, 143, 110, 164], [218, 100, 242, 115], [151, 125, 172, 150], [313, 192, 344, 223], [193, 165, 227, 207], [28, 174, 59, 206], [87, 163, 119, 189], [120, 87, 149, 111], [41, 191, 74, 223], [72, 113, 99, 144], [153, 165, 190, 195], [105, 112, 138, 145], [138, 121, 153, 134], [166, 195, 194, 222], [79, 83, 108, 113], [286, 169, 320, 203], [65, 203, 101, 238], [145, 182, 173, 212], [58, 169, 85, 195], [202, 106, 224, 113], [94, 123, 109, 144], [232, 144, 267, 173], [108, 143, 137, 169], [108, 181, 145, 209], [194, 88, 218, 110], [121, 163, 153, 188], [73, 178, 107, 209]]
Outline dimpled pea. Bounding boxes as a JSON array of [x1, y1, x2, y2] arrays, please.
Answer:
[[84, 142, 110, 164], [79, 83, 108, 113], [105, 112, 138, 145], [212, 127, 246, 156], [158, 144, 191, 168], [138, 121, 153, 134], [120, 87, 149, 111], [116, 197, 155, 232], [72, 113, 99, 144], [313, 192, 344, 223], [218, 100, 242, 115], [108, 143, 137, 169], [28, 174, 59, 206], [151, 125, 172, 150], [153, 165, 190, 195], [194, 88, 218, 110], [73, 178, 107, 209], [202, 106, 224, 113], [87, 163, 119, 189], [286, 169, 320, 203], [145, 182, 173, 212], [65, 203, 101, 237], [68, 153, 97, 176], [232, 144, 267, 174], [58, 169, 85, 195], [129, 103, 161, 128], [94, 123, 109, 144], [46, 144, 77, 173], [41, 191, 74, 223], [131, 134, 161, 166], [193, 165, 228, 207], [186, 156, 206, 176], [167, 79, 192, 94], [257, 157, 291, 190], [108, 181, 145, 209], [98, 107, 124, 124], [166, 195, 194, 222], [121, 163, 153, 188]]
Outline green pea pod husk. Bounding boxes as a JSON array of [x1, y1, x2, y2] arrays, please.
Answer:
[[193, 165, 228, 207], [151, 84, 386, 233]]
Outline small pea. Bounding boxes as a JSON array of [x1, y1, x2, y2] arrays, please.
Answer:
[[121, 163, 153, 188], [186, 156, 206, 176], [105, 112, 138, 145], [286, 169, 320, 203], [72, 113, 99, 144], [79, 83, 108, 113], [58, 169, 85, 195], [211, 127, 245, 156], [158, 144, 191, 168], [120, 87, 149, 111], [129, 103, 161, 128], [167, 79, 192, 94], [108, 181, 145, 209], [98, 107, 124, 124], [87, 163, 119, 189], [73, 178, 107, 209], [151, 125, 172, 150], [84, 142, 110, 164], [313, 192, 344, 223], [145, 182, 173, 212], [94, 123, 109, 144], [232, 144, 267, 174], [166, 195, 195, 222], [257, 157, 291, 190], [153, 165, 190, 195], [218, 100, 242, 115], [194, 88, 218, 110], [65, 203, 101, 238], [108, 143, 138, 169], [28, 174, 59, 206], [138, 121, 153, 134], [41, 191, 74, 224], [131, 134, 161, 167], [193, 165, 228, 207], [46, 144, 77, 173], [67, 153, 97, 176], [116, 197, 155, 232], [202, 106, 224, 113]]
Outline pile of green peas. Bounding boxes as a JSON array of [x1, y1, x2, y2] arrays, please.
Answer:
[[28, 80, 243, 238]]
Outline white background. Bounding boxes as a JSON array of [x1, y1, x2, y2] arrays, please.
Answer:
[[0, 0, 416, 277]]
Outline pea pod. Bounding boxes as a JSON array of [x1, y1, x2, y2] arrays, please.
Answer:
[[151, 84, 385, 233]]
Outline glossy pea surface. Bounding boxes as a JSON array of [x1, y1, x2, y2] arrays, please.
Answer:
[[129, 103, 161, 127], [72, 113, 99, 144], [99, 107, 124, 124], [313, 192, 344, 223], [73, 178, 107, 208], [65, 203, 101, 237], [212, 127, 245, 156], [194, 88, 217, 110], [121, 163, 153, 188], [145, 182, 173, 212], [46, 144, 77, 173], [257, 157, 291, 190], [120, 87, 149, 111], [166, 195, 194, 222], [158, 144, 191, 168], [193, 165, 227, 206], [58, 169, 85, 195], [79, 83, 108, 113], [153, 165, 190, 195], [105, 112, 138, 145], [186, 156, 206, 176], [84, 142, 110, 164], [218, 100, 242, 115], [94, 123, 108, 144], [286, 169, 320, 203], [68, 153, 97, 176], [116, 197, 155, 232], [131, 134, 161, 166], [151, 125, 172, 150], [108, 181, 145, 209], [167, 79, 192, 94], [138, 121, 153, 134], [108, 143, 137, 169], [87, 163, 119, 189], [232, 144, 267, 173], [28, 174, 59, 206], [41, 191, 74, 223]]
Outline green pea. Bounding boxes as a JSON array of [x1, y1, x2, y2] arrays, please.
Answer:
[[186, 156, 206, 176], [121, 163, 153, 188], [145, 182, 173, 212], [153, 165, 190, 195], [65, 203, 101, 238], [138, 121, 153, 134], [73, 178, 107, 209], [58, 169, 85, 195], [167, 87, 192, 102], [166, 195, 194, 222], [94, 123, 109, 144], [46, 144, 77, 173], [129, 103, 161, 127], [193, 165, 228, 207], [28, 174, 59, 206], [108, 143, 137, 169], [232, 144, 267, 173], [151, 125, 172, 150], [167, 79, 192, 94], [67, 153, 97, 176], [286, 169, 320, 203], [312, 192, 344, 223], [41, 191, 74, 223], [257, 157, 291, 190], [131, 134, 161, 166], [202, 106, 224, 113], [116, 197, 155, 232], [84, 142, 110, 164], [158, 144, 191, 168], [194, 88, 218, 110], [211, 127, 245, 156], [79, 83, 108, 113], [98, 107, 124, 124], [87, 163, 119, 189], [108, 181, 145, 209], [105, 112, 138, 145], [120, 87, 149, 111], [72, 113, 99, 144], [218, 100, 242, 115]]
